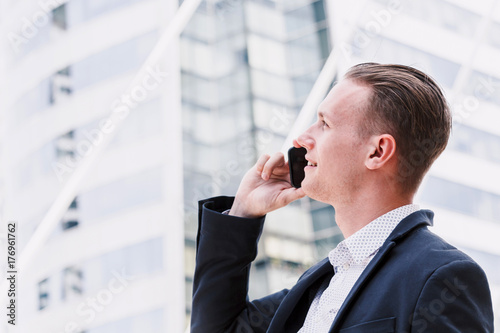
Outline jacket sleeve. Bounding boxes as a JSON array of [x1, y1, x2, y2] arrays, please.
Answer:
[[411, 259, 494, 332], [191, 196, 288, 333]]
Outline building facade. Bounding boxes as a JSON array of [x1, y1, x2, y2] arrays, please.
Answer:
[[0, 0, 498, 331], [1, 0, 184, 332]]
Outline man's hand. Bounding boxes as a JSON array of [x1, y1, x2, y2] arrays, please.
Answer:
[[229, 152, 306, 218]]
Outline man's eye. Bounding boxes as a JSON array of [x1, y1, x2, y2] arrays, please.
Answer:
[[322, 120, 329, 128]]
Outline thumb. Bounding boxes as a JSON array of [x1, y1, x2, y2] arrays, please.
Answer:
[[279, 187, 306, 205]]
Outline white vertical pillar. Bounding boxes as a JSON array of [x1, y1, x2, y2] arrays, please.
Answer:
[[158, 0, 186, 331]]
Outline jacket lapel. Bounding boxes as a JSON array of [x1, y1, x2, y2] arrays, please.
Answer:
[[329, 210, 434, 332], [268, 258, 333, 332]]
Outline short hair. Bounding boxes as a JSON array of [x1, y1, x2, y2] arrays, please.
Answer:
[[345, 63, 452, 194]]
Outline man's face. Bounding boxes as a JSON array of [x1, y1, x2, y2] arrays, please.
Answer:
[[296, 79, 372, 205]]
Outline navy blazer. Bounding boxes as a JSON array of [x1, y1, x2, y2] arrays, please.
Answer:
[[191, 196, 494, 332]]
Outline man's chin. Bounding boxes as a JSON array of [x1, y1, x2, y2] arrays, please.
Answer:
[[301, 181, 315, 198], [301, 180, 330, 204]]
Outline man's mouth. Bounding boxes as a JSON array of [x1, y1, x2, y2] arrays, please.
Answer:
[[307, 161, 317, 167]]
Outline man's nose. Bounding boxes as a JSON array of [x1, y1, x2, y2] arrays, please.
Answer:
[[296, 129, 315, 150]]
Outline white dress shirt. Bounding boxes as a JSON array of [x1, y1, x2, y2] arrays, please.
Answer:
[[298, 204, 420, 332]]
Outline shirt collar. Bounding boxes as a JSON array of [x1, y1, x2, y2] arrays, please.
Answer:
[[328, 204, 420, 269]]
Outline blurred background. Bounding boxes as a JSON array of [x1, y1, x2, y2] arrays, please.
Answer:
[[0, 0, 499, 331]]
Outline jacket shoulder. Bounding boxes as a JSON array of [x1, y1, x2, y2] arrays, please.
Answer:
[[401, 226, 477, 267], [389, 209, 478, 270]]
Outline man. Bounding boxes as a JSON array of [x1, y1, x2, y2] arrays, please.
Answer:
[[191, 63, 494, 332]]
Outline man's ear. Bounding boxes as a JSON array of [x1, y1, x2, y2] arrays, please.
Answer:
[[365, 134, 396, 170]]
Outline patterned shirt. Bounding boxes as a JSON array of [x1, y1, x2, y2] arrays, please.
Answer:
[[298, 204, 420, 332]]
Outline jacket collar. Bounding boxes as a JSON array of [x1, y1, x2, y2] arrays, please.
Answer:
[[329, 209, 434, 331], [268, 258, 333, 332], [387, 209, 433, 242], [266, 209, 433, 332]]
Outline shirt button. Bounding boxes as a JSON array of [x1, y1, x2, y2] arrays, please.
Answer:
[[343, 262, 350, 270]]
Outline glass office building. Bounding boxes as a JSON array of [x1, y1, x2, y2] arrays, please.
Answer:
[[0, 0, 498, 331], [180, 0, 337, 309]]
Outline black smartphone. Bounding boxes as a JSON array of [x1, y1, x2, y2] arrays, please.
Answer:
[[288, 147, 307, 188]]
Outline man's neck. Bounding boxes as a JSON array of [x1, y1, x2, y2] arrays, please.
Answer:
[[333, 193, 414, 239]]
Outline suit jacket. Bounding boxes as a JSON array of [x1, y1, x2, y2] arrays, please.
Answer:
[[191, 196, 494, 332]]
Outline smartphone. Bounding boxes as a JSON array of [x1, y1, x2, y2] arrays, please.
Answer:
[[288, 147, 307, 188]]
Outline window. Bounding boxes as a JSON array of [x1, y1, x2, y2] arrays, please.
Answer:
[[183, 140, 219, 174], [373, 0, 480, 38], [311, 205, 336, 232], [420, 176, 500, 223], [182, 66, 248, 108], [463, 71, 500, 105], [185, 277, 193, 313], [182, 0, 245, 42], [264, 235, 312, 264], [181, 9, 218, 43], [355, 36, 460, 88], [216, 67, 250, 107], [38, 278, 50, 310], [292, 70, 319, 102], [62, 197, 79, 230], [314, 233, 344, 259], [52, 4, 68, 30], [184, 240, 196, 277], [285, 0, 327, 34], [287, 28, 327, 76], [249, 260, 270, 298], [253, 99, 298, 136], [50, 66, 72, 105], [247, 34, 288, 75], [448, 125, 500, 164], [183, 169, 214, 212], [251, 69, 295, 104], [62, 266, 84, 301], [245, 2, 287, 40], [55, 130, 76, 160]]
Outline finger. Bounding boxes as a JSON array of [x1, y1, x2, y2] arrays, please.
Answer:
[[272, 165, 290, 176], [278, 187, 306, 206], [255, 154, 271, 174], [261, 152, 285, 180], [270, 161, 290, 176]]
